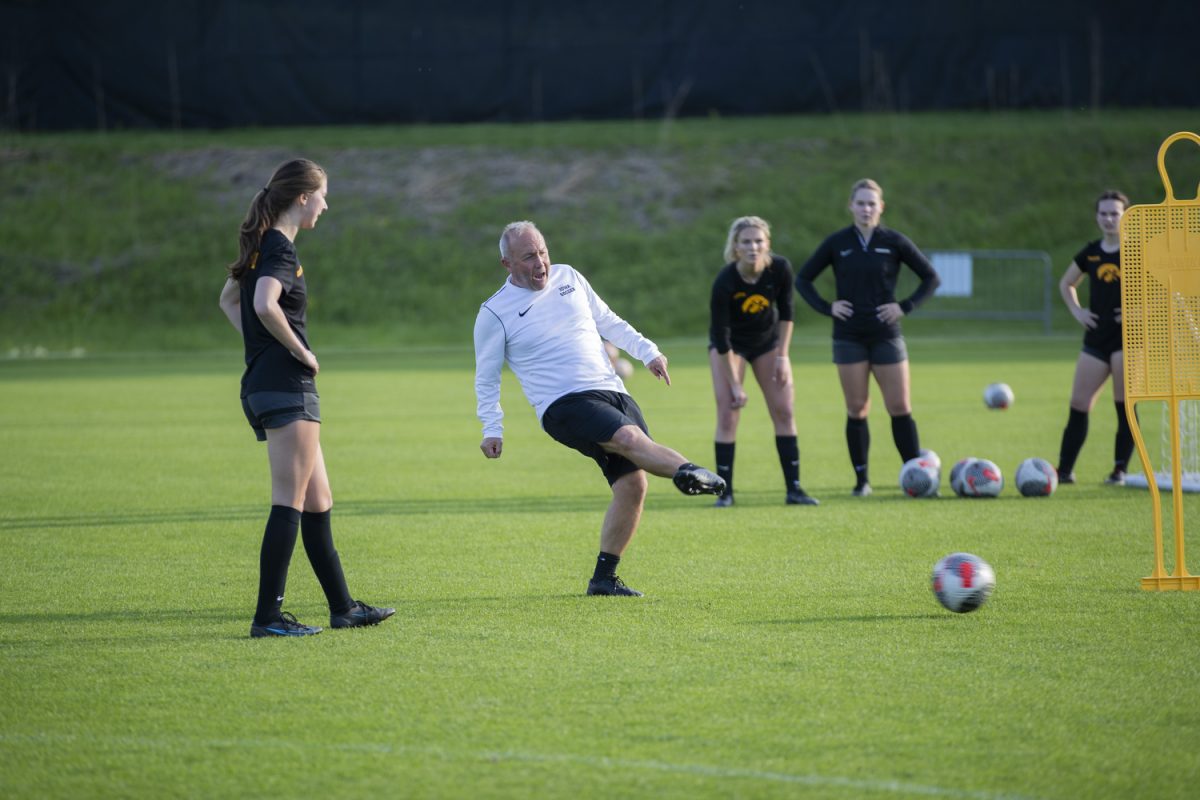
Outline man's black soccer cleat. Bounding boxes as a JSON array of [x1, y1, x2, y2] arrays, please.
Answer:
[[330, 600, 397, 629], [672, 463, 726, 496], [786, 488, 819, 506], [250, 611, 323, 639], [587, 575, 644, 597], [1058, 471, 1076, 485], [851, 482, 873, 497], [1104, 470, 1126, 486], [713, 492, 734, 508]]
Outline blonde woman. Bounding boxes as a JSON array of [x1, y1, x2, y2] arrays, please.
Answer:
[[709, 216, 816, 507], [796, 179, 940, 496]]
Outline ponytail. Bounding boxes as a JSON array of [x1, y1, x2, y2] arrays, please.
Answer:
[[227, 159, 327, 283]]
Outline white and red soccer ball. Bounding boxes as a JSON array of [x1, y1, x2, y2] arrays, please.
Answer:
[[932, 552, 996, 613], [1015, 457, 1058, 497], [953, 458, 1003, 497], [983, 383, 1014, 410], [899, 450, 941, 498]]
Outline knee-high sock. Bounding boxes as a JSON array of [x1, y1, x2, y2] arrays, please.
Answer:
[[1114, 402, 1134, 472], [775, 435, 800, 491], [1058, 408, 1089, 475], [715, 441, 735, 495], [301, 509, 353, 615], [890, 413, 921, 463], [254, 505, 300, 625], [846, 417, 870, 484]]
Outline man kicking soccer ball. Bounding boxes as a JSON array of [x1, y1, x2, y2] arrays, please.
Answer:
[[474, 221, 726, 597]]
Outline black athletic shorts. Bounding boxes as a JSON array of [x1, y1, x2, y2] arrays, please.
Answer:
[[709, 338, 779, 363], [241, 391, 321, 441], [541, 390, 649, 486], [832, 335, 908, 365], [1082, 323, 1122, 361]]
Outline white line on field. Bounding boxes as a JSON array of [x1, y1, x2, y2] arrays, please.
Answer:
[[1, 732, 1038, 799]]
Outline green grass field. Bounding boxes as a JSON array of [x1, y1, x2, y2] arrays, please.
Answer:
[[3, 338, 1199, 799]]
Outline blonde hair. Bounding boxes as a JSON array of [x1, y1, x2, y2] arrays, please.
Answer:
[[723, 216, 772, 264], [499, 220, 540, 259], [228, 159, 326, 283], [849, 178, 883, 202]]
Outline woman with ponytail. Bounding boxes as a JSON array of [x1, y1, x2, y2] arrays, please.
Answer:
[[219, 159, 394, 638]]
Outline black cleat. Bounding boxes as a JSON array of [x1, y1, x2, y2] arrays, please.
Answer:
[[1104, 470, 1126, 486], [250, 611, 322, 639], [786, 488, 819, 506], [673, 463, 726, 496], [1058, 471, 1076, 485], [330, 600, 396, 629], [713, 492, 735, 508], [851, 482, 873, 497], [587, 575, 644, 597]]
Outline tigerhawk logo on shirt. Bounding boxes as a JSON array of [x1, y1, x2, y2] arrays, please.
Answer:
[[741, 294, 770, 314], [1097, 263, 1120, 282]]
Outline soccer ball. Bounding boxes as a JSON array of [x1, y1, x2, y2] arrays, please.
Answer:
[[959, 458, 1003, 497], [614, 357, 634, 378], [900, 457, 939, 498], [950, 457, 977, 496], [931, 552, 996, 613], [984, 382, 1014, 409], [1015, 457, 1058, 497]]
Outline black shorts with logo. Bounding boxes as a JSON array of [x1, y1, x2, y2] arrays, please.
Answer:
[[541, 390, 649, 486], [241, 391, 321, 441]]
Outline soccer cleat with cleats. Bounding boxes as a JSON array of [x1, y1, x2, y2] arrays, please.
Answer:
[[586, 575, 644, 597], [1104, 470, 1126, 486], [250, 611, 323, 639], [786, 488, 819, 506], [330, 599, 396, 629], [672, 463, 726, 496], [1058, 471, 1076, 485], [713, 492, 735, 508], [851, 482, 873, 497]]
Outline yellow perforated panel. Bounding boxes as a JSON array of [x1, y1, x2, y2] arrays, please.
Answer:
[[1121, 131, 1200, 590]]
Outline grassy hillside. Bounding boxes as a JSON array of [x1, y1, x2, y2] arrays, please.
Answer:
[[2, 111, 1199, 352]]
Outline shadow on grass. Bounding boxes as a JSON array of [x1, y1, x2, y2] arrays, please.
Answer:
[[749, 613, 948, 625], [0, 493, 733, 531]]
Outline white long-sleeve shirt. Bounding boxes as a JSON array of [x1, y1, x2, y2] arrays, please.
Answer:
[[474, 264, 663, 438]]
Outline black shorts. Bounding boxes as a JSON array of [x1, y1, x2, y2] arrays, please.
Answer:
[[541, 390, 649, 486], [1082, 323, 1122, 361], [241, 391, 321, 441], [709, 338, 779, 363], [832, 335, 908, 365]]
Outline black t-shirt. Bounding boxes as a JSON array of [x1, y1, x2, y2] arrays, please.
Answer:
[[238, 229, 315, 396], [1073, 240, 1122, 324], [796, 225, 939, 340], [709, 256, 795, 354]]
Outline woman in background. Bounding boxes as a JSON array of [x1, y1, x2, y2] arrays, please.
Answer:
[[219, 158, 394, 637], [708, 215, 817, 507], [1055, 190, 1132, 485], [795, 179, 940, 496]]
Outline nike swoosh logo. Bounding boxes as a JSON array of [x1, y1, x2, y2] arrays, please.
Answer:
[[839, 249, 853, 256], [518, 305, 533, 317]]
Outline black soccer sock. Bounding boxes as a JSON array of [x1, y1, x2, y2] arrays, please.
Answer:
[[846, 417, 870, 485], [890, 413, 921, 463], [1057, 408, 1089, 475], [253, 505, 301, 626], [1114, 402, 1134, 472], [593, 551, 620, 581], [844, 417, 873, 484], [301, 509, 354, 615], [775, 435, 801, 491], [714, 441, 736, 495]]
